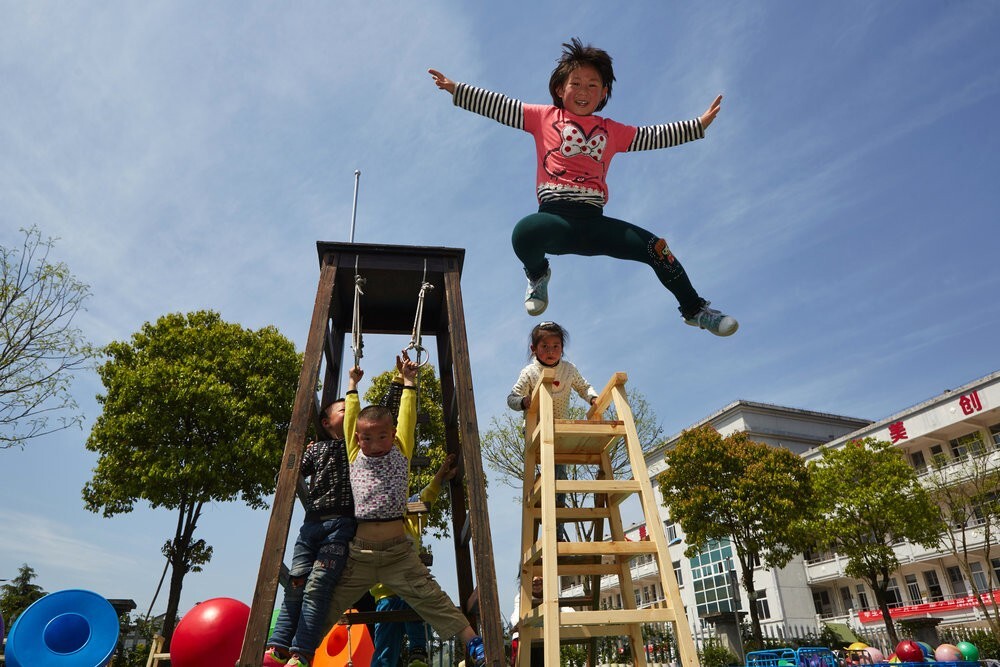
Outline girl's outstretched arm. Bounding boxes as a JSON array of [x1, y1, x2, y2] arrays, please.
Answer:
[[700, 94, 723, 130], [428, 69, 456, 94]]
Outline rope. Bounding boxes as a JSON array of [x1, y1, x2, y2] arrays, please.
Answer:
[[351, 258, 366, 369], [404, 259, 434, 368]]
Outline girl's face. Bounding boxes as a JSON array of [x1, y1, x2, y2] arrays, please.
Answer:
[[532, 333, 564, 366], [556, 64, 607, 116]]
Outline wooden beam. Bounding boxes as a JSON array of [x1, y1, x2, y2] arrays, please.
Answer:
[[237, 255, 339, 666]]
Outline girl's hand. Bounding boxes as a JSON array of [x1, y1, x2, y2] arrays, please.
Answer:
[[428, 69, 457, 94], [700, 94, 723, 130], [349, 366, 364, 383]]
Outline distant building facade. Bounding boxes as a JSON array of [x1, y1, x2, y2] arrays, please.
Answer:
[[559, 370, 1000, 638]]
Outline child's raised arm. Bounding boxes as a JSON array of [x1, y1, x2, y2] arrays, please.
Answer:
[[700, 94, 723, 130], [348, 366, 364, 392], [428, 69, 456, 94]]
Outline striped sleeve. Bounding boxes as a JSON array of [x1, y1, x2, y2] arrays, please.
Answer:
[[626, 119, 704, 152], [453, 82, 525, 129]]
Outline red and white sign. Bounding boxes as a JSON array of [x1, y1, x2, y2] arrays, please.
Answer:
[[858, 589, 1000, 623]]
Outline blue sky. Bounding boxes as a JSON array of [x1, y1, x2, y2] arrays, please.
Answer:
[[2, 1, 999, 628]]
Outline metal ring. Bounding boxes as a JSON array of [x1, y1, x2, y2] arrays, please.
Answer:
[[404, 343, 429, 367]]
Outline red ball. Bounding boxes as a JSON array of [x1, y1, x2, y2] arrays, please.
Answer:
[[895, 640, 924, 663], [170, 597, 251, 667]]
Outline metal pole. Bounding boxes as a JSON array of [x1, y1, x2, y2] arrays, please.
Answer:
[[349, 169, 361, 243]]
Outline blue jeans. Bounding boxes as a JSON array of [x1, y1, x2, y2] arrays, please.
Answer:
[[268, 516, 357, 659], [372, 595, 429, 666]]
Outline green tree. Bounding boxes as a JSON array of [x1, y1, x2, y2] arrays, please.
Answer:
[[658, 425, 813, 645], [808, 437, 944, 647], [1, 226, 94, 449], [481, 387, 662, 542], [83, 310, 301, 644], [0, 563, 46, 626], [924, 443, 1000, 643], [115, 613, 161, 667], [363, 362, 454, 539]]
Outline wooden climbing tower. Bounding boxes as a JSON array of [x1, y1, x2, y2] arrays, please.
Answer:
[[516, 369, 699, 667], [237, 242, 503, 666]]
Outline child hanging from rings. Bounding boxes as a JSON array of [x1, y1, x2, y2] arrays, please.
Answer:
[[429, 37, 737, 336], [507, 321, 598, 542], [320, 351, 488, 667]]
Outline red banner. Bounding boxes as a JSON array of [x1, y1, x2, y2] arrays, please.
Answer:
[[858, 590, 1000, 623]]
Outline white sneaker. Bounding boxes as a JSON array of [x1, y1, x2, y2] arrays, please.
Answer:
[[524, 268, 551, 316], [684, 302, 738, 337]]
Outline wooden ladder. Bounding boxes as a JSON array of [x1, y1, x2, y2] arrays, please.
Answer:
[[516, 370, 699, 667]]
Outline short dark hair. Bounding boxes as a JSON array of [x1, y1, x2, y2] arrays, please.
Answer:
[[549, 37, 615, 112], [528, 321, 569, 360], [317, 398, 346, 438], [321, 397, 346, 419], [357, 404, 394, 426]]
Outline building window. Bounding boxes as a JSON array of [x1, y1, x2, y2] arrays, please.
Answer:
[[972, 492, 1000, 525], [665, 521, 678, 542], [673, 561, 683, 588], [886, 578, 903, 606], [992, 558, 1000, 589], [989, 424, 1000, 448], [971, 562, 989, 592], [924, 570, 944, 602], [616, 593, 622, 608], [905, 574, 921, 603], [951, 432, 986, 459], [634, 588, 641, 607], [755, 590, 771, 620], [813, 589, 833, 616], [856, 584, 870, 610], [930, 444, 946, 466], [910, 450, 927, 473], [947, 566, 968, 596], [840, 586, 854, 612], [690, 539, 737, 616]]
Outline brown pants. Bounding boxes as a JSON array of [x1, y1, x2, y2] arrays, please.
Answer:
[[322, 536, 471, 641]]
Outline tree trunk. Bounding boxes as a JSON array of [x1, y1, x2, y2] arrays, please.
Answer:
[[870, 573, 899, 648], [161, 551, 187, 648]]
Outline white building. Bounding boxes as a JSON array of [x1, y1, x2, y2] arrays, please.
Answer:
[[559, 370, 1000, 638]]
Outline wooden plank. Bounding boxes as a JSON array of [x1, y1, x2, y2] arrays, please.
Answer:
[[238, 256, 339, 666], [442, 269, 503, 664]]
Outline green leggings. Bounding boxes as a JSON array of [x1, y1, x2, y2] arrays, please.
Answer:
[[511, 201, 704, 318]]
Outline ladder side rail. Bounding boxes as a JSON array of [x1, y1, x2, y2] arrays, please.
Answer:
[[586, 371, 628, 420], [600, 445, 648, 666], [516, 362, 543, 667], [537, 369, 562, 667], [611, 381, 700, 667]]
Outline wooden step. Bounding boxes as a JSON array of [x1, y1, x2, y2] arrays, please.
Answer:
[[526, 420, 625, 457], [526, 479, 640, 508], [524, 606, 684, 628]]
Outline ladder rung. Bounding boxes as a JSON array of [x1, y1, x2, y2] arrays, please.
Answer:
[[536, 562, 621, 576], [528, 607, 682, 627], [526, 479, 640, 508], [558, 541, 658, 557], [527, 507, 613, 521], [555, 624, 634, 639]]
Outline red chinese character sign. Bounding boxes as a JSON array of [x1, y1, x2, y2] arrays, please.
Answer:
[[959, 391, 983, 416], [888, 421, 908, 443]]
